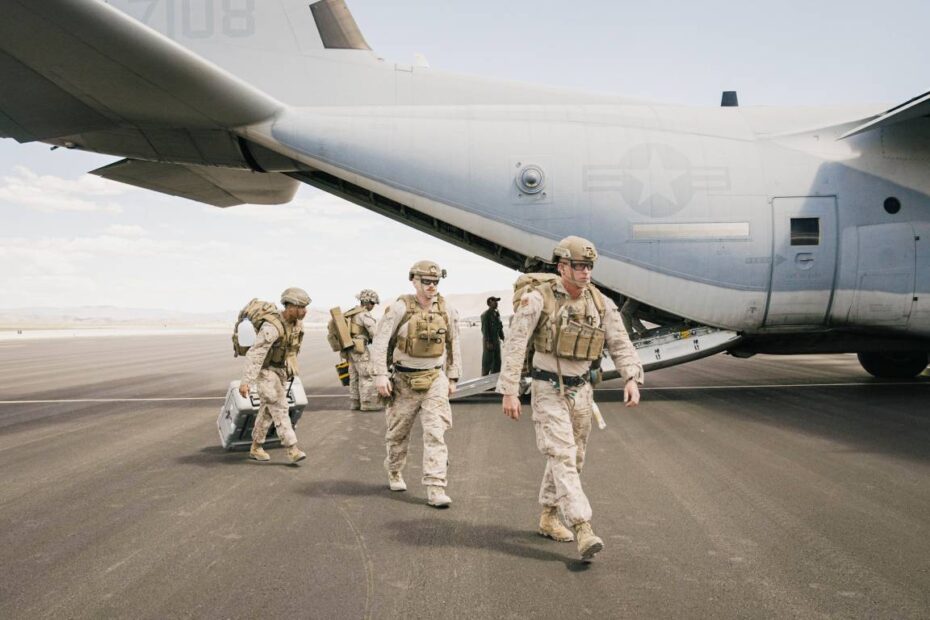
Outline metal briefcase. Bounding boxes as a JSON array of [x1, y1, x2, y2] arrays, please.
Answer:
[[217, 376, 308, 450]]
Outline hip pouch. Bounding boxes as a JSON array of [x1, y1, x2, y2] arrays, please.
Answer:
[[352, 336, 367, 355], [406, 368, 441, 392], [555, 320, 606, 361]]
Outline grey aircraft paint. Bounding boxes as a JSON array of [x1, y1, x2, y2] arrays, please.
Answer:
[[1, 0, 928, 375]]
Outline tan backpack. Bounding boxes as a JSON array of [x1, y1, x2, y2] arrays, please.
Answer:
[[232, 299, 285, 357], [326, 306, 366, 352]]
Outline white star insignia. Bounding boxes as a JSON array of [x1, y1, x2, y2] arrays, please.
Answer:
[[628, 147, 686, 207]]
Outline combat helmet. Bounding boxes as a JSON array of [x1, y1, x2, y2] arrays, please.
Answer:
[[357, 289, 380, 304], [280, 287, 311, 307], [552, 236, 598, 264], [408, 260, 447, 281]]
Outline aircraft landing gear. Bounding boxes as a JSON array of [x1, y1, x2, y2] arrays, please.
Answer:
[[857, 351, 929, 379]]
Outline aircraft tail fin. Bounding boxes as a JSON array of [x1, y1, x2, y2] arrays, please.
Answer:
[[308, 0, 372, 51], [105, 0, 372, 52], [105, 0, 381, 105]]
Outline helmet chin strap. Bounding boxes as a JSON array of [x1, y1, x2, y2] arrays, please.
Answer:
[[568, 272, 589, 289], [559, 264, 589, 290]]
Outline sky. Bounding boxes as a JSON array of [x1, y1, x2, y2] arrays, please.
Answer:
[[2, 0, 928, 313]]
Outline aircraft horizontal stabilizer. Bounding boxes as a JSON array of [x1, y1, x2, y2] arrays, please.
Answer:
[[0, 0, 282, 143], [839, 90, 930, 139], [91, 160, 299, 208]]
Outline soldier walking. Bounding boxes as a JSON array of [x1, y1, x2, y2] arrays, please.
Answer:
[[344, 289, 383, 411], [497, 237, 643, 561], [239, 287, 311, 464], [480, 296, 505, 375], [371, 261, 462, 508]]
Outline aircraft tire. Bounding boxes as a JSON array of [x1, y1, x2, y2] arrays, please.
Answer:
[[856, 351, 929, 379]]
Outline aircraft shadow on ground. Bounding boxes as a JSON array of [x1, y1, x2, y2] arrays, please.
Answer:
[[614, 384, 930, 464], [383, 517, 591, 572]]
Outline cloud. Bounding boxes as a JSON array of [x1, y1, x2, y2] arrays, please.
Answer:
[[221, 188, 383, 241], [0, 165, 128, 213], [0, 164, 517, 312], [0, 232, 281, 302], [104, 224, 147, 238]]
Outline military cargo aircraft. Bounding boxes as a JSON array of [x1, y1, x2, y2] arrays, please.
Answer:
[[1, 0, 928, 378]]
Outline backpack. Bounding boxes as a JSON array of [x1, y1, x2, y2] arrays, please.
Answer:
[[326, 306, 365, 352], [232, 299, 285, 357]]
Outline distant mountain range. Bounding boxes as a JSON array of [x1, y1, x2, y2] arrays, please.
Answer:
[[0, 291, 512, 329], [0, 306, 237, 328]]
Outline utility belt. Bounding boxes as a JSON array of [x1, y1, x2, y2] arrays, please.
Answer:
[[394, 364, 442, 373], [531, 368, 589, 388], [393, 365, 443, 393], [265, 362, 296, 380]]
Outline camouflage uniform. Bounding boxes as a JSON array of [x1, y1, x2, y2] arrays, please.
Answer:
[[345, 309, 381, 411], [371, 297, 462, 488], [242, 321, 300, 447], [497, 280, 643, 526]]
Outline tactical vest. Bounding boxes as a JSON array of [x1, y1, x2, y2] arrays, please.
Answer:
[[390, 294, 453, 359], [264, 318, 304, 377], [513, 274, 607, 362]]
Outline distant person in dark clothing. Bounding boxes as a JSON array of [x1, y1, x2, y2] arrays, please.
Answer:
[[481, 296, 505, 375]]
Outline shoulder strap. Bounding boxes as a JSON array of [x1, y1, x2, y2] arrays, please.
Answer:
[[539, 281, 558, 318], [587, 284, 607, 319], [388, 295, 417, 357], [263, 313, 286, 340], [344, 305, 365, 318], [399, 295, 418, 327], [435, 294, 454, 363], [434, 294, 450, 323]]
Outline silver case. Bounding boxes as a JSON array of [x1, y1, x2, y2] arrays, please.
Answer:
[[217, 376, 308, 450]]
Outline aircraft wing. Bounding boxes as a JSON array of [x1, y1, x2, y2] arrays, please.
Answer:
[[91, 159, 299, 207], [0, 0, 282, 143], [839, 90, 930, 139]]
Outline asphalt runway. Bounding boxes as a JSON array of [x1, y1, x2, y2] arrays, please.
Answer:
[[1, 329, 928, 619]]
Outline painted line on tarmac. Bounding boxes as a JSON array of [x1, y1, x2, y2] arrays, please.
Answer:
[[604, 381, 930, 392], [0, 395, 348, 404], [2, 382, 927, 404]]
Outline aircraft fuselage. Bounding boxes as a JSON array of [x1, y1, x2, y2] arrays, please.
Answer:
[[252, 102, 930, 339]]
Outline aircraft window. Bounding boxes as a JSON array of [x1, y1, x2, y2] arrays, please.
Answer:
[[790, 218, 819, 245]]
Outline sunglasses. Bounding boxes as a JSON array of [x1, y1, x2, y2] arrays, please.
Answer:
[[567, 261, 594, 272], [419, 278, 440, 286]]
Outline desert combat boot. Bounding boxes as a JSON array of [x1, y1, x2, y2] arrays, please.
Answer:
[[427, 485, 452, 508], [572, 521, 604, 561], [388, 471, 407, 492], [249, 442, 270, 462], [286, 444, 307, 464], [538, 506, 574, 542]]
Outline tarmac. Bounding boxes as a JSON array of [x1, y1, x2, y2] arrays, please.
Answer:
[[0, 329, 928, 619]]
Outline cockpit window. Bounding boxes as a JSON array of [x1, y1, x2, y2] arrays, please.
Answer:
[[791, 218, 819, 246]]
